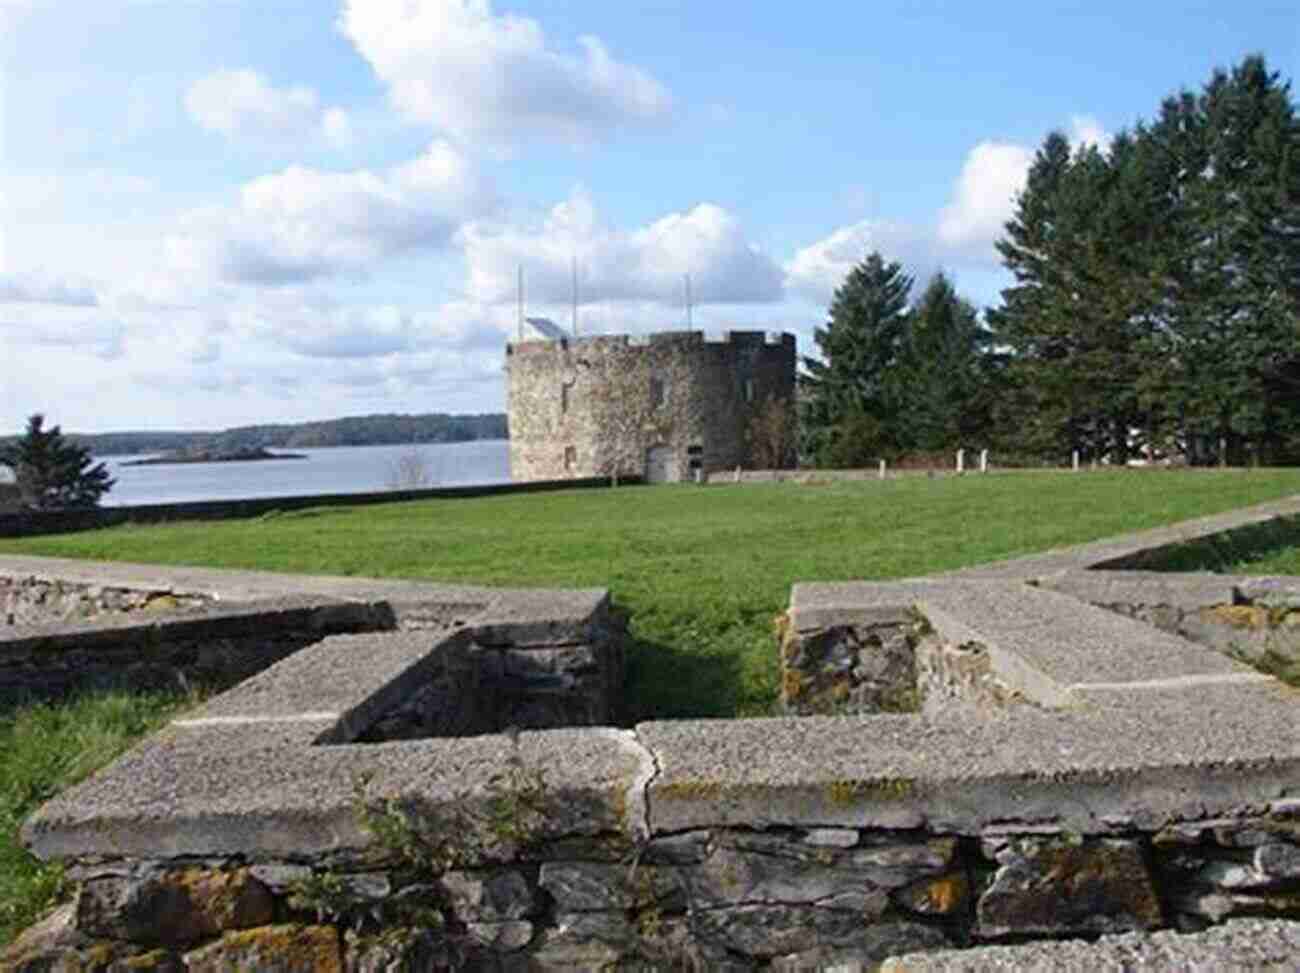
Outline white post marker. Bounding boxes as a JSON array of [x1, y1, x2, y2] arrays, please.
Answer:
[[1072, 450, 1080, 471], [956, 448, 965, 474], [879, 459, 887, 480], [980, 449, 988, 473]]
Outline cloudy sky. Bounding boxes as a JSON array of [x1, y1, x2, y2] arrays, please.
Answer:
[[2, 1, 1297, 433]]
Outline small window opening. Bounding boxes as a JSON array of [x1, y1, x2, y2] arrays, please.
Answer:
[[744, 378, 755, 403], [650, 376, 666, 408], [561, 383, 570, 414], [564, 446, 577, 471]]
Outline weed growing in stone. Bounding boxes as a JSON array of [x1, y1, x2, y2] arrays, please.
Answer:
[[351, 773, 464, 874], [350, 744, 549, 873], [483, 748, 548, 853], [286, 871, 353, 926]]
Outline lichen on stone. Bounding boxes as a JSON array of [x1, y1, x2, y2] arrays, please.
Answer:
[[827, 777, 916, 805]]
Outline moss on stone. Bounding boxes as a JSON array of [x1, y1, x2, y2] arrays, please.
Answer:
[[826, 777, 916, 805], [120, 948, 180, 970], [83, 942, 118, 966], [186, 924, 342, 973], [781, 668, 805, 702], [1207, 604, 1274, 629], [898, 872, 969, 915], [657, 779, 723, 801]]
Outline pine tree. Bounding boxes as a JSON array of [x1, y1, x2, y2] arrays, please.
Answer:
[[0, 414, 115, 510], [800, 253, 912, 465], [897, 272, 996, 452], [990, 132, 1164, 462], [1147, 55, 1300, 464]]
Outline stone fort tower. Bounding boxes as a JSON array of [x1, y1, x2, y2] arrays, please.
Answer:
[[507, 330, 797, 483]]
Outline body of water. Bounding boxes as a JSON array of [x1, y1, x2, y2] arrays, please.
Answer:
[[97, 440, 511, 507]]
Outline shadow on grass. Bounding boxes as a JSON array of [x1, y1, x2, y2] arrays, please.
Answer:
[[620, 630, 746, 725], [1097, 514, 1300, 573]]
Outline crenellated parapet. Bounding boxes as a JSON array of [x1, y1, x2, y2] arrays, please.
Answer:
[[506, 330, 797, 483]]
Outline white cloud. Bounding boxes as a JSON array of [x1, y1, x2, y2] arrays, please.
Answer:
[[227, 294, 502, 360], [166, 141, 494, 285], [463, 188, 783, 308], [321, 108, 352, 148], [0, 0, 40, 33], [935, 118, 1113, 264], [937, 141, 1035, 261], [1070, 114, 1112, 152], [784, 219, 940, 304], [0, 270, 99, 306], [185, 69, 352, 148], [0, 303, 124, 359], [337, 0, 673, 148]]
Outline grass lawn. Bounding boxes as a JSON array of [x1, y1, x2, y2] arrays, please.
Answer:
[[3, 468, 1300, 946], [4, 469, 1300, 720]]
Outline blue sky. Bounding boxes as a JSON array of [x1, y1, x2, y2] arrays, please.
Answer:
[[2, 0, 1297, 432]]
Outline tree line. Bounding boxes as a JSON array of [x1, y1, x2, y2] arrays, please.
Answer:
[[801, 55, 1300, 468], [5, 412, 510, 458]]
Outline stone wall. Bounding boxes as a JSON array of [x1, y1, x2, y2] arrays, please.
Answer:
[[1093, 598, 1300, 668], [0, 580, 623, 731], [358, 606, 625, 740], [777, 606, 925, 715], [1039, 570, 1300, 670], [8, 500, 1300, 970], [2, 576, 212, 626], [9, 795, 1298, 970], [507, 331, 796, 483], [0, 597, 392, 706]]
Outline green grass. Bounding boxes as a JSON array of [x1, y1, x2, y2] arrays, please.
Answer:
[[3, 469, 1300, 947], [1110, 513, 1300, 575], [0, 690, 194, 944], [4, 469, 1300, 720]]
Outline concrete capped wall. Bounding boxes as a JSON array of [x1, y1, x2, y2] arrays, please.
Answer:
[[507, 330, 796, 483], [8, 496, 1300, 969]]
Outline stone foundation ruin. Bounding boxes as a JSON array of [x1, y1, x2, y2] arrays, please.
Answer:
[[3, 497, 1300, 970]]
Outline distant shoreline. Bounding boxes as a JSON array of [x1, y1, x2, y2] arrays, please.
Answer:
[[28, 411, 510, 457], [123, 447, 307, 467]]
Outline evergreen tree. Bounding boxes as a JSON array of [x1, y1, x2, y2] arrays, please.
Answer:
[[800, 253, 912, 465], [1146, 55, 1300, 464], [0, 414, 115, 510], [897, 272, 997, 452], [990, 131, 1166, 462]]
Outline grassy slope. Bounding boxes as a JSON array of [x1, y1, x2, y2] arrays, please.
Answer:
[[4, 469, 1300, 720]]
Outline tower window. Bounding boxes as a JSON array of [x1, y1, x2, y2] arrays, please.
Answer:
[[561, 383, 570, 414], [650, 376, 666, 408], [564, 446, 577, 470], [744, 378, 755, 403]]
